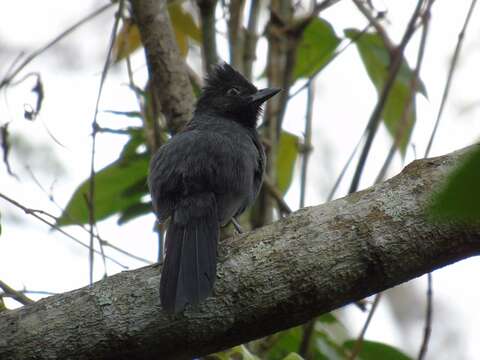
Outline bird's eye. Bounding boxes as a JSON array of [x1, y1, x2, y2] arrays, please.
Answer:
[[227, 87, 241, 96]]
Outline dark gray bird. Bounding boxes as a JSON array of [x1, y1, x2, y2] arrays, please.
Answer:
[[148, 63, 281, 313]]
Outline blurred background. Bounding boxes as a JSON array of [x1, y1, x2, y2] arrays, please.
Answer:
[[0, 1, 479, 359]]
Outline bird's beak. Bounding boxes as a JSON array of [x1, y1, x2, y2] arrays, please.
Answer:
[[249, 88, 282, 105]]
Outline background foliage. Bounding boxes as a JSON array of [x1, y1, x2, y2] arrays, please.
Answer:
[[0, 0, 479, 359]]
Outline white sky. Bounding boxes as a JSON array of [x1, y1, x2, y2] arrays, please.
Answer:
[[0, 1, 479, 359]]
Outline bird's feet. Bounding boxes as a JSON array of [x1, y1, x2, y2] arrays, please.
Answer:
[[231, 217, 244, 234]]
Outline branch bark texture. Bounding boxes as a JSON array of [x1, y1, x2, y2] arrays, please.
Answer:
[[1, 146, 479, 359], [130, 0, 194, 134]]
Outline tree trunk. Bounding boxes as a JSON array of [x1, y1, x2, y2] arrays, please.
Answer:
[[1, 145, 479, 359]]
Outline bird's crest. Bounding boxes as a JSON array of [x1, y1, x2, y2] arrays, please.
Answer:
[[204, 62, 257, 93]]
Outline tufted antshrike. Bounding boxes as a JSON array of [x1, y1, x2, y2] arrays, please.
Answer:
[[148, 63, 280, 313]]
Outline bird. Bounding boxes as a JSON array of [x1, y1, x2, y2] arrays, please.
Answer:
[[148, 62, 281, 313]]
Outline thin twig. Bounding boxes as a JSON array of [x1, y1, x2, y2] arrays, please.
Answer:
[[197, 0, 219, 72], [243, 0, 261, 80], [416, 1, 463, 358], [299, 82, 314, 208], [0, 289, 57, 297], [375, 143, 396, 183], [289, 22, 373, 100], [348, 293, 382, 360], [88, 0, 125, 284], [124, 49, 148, 129], [0, 280, 35, 306], [299, 319, 315, 358], [327, 129, 366, 201], [424, 0, 477, 156], [1, 52, 24, 83], [418, 273, 433, 360], [348, 0, 426, 194], [346, 2, 428, 353], [293, 57, 317, 359], [263, 176, 292, 215], [375, 0, 433, 184], [258, 0, 293, 226], [0, 191, 128, 269], [0, 123, 18, 178], [227, 0, 246, 69], [352, 0, 391, 49], [99, 240, 153, 264], [125, 45, 165, 262], [0, 3, 113, 89], [314, 0, 343, 12], [25, 166, 152, 265]]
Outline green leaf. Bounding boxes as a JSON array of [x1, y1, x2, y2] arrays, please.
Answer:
[[293, 18, 341, 81], [266, 326, 303, 360], [120, 128, 146, 159], [58, 153, 149, 226], [233, 345, 260, 360], [251, 315, 348, 360], [209, 345, 260, 360], [317, 313, 339, 324], [277, 131, 299, 194], [343, 340, 412, 360], [313, 328, 348, 360], [345, 29, 427, 155], [282, 353, 304, 360], [118, 201, 152, 225], [429, 146, 480, 223]]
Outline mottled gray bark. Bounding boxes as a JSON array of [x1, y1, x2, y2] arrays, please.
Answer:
[[1, 145, 479, 360], [130, 0, 194, 134]]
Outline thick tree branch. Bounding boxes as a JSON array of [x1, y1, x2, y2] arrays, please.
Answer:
[[1, 145, 479, 360], [130, 0, 195, 134]]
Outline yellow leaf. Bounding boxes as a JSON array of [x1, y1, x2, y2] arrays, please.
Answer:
[[113, 3, 201, 62], [174, 27, 189, 57], [113, 20, 142, 62], [168, 3, 202, 43]]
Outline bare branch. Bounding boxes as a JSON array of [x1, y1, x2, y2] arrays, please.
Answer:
[[227, 0, 246, 70], [348, 294, 382, 360], [424, 0, 478, 156], [348, 0, 426, 194], [263, 176, 292, 215], [0, 192, 128, 269], [130, 0, 195, 134], [352, 0, 391, 49], [418, 273, 433, 360], [0, 3, 114, 89], [0, 280, 34, 306], [87, 0, 125, 284], [299, 82, 314, 208], [1, 145, 479, 359], [376, 0, 434, 185], [197, 0, 219, 72], [243, 0, 262, 80]]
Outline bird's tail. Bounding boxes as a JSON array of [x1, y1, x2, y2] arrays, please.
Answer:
[[160, 193, 218, 313]]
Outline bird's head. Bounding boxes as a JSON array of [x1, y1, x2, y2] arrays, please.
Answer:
[[195, 63, 281, 128]]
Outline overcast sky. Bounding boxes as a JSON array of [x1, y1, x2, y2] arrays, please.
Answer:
[[0, 1, 479, 358]]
